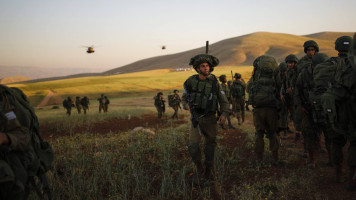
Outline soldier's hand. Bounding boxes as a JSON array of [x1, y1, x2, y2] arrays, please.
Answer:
[[0, 132, 10, 146], [218, 115, 226, 125], [280, 95, 285, 104], [286, 88, 293, 95]]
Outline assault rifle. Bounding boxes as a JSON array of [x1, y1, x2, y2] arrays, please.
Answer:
[[184, 81, 203, 136]]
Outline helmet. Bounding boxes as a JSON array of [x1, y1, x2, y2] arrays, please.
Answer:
[[219, 75, 226, 82], [173, 89, 179, 93], [279, 62, 288, 72], [303, 40, 319, 53], [157, 92, 163, 96], [189, 54, 219, 73], [234, 73, 241, 79], [227, 80, 232, 85], [335, 36, 352, 52], [285, 54, 298, 63], [312, 53, 329, 66]]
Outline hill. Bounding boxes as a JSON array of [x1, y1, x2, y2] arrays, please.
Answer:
[[104, 31, 354, 75], [0, 76, 30, 84]]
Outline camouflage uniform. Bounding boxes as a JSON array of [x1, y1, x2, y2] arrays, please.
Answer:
[[219, 75, 234, 129], [183, 54, 229, 183], [231, 76, 246, 125], [154, 93, 165, 122], [249, 55, 280, 163], [322, 35, 356, 188], [75, 96, 82, 114], [0, 85, 31, 199], [171, 91, 181, 120], [276, 62, 288, 135], [103, 96, 110, 112], [63, 97, 74, 115], [296, 53, 332, 167], [97, 94, 105, 113], [80, 96, 90, 114]]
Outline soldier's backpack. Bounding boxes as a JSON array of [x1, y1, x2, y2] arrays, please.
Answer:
[[0, 85, 54, 199], [231, 80, 245, 98], [105, 99, 110, 105], [309, 57, 347, 124], [168, 95, 174, 107], [62, 99, 68, 108], [249, 55, 279, 108]]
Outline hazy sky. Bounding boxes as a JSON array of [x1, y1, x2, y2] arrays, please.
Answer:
[[0, 0, 355, 72]]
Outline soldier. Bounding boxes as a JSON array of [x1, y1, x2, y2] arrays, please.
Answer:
[[154, 92, 165, 123], [230, 73, 246, 125], [321, 35, 355, 187], [219, 75, 235, 129], [62, 96, 74, 115], [276, 62, 289, 139], [182, 54, 229, 185], [0, 84, 53, 199], [296, 53, 330, 168], [97, 94, 105, 113], [294, 40, 320, 158], [80, 96, 90, 114], [75, 96, 82, 114], [281, 54, 300, 144], [249, 55, 280, 164], [104, 96, 110, 112], [169, 90, 181, 119]]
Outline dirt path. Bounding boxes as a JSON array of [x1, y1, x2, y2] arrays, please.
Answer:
[[37, 89, 62, 107]]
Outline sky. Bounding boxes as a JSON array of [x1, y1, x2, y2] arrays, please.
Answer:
[[0, 0, 355, 72]]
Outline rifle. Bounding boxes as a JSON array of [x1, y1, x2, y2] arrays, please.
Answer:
[[184, 80, 203, 136], [231, 70, 233, 80]]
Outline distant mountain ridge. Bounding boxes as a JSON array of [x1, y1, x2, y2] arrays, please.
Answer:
[[4, 31, 354, 83]]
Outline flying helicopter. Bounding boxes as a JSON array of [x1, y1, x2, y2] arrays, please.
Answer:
[[82, 45, 95, 53], [161, 45, 166, 50]]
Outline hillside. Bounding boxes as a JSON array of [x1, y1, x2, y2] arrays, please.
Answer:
[[0, 76, 30, 84], [104, 31, 354, 75]]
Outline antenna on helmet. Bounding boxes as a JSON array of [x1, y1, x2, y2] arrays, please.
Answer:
[[206, 41, 209, 54]]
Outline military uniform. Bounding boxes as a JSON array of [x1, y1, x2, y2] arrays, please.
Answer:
[[296, 53, 332, 167], [219, 75, 234, 129], [104, 96, 110, 112], [154, 93, 165, 122], [170, 92, 181, 119], [80, 96, 90, 114], [75, 97, 82, 114], [63, 97, 74, 115], [183, 54, 229, 184], [0, 85, 31, 199], [97, 94, 105, 113], [322, 35, 356, 188], [231, 77, 246, 125]]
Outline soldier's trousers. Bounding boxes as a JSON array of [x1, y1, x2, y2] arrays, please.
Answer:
[[233, 97, 245, 120], [279, 103, 288, 128], [301, 116, 332, 152], [99, 104, 105, 113], [293, 105, 303, 131], [331, 132, 356, 168], [76, 106, 81, 114], [188, 113, 217, 167], [66, 108, 71, 115], [172, 106, 179, 119], [253, 107, 279, 153], [155, 106, 163, 119]]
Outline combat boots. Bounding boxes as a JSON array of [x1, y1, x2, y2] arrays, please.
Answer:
[[347, 168, 356, 191]]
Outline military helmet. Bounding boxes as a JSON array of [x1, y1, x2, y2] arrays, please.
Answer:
[[219, 75, 226, 82], [279, 62, 288, 72], [157, 92, 163, 96], [227, 80, 232, 85], [173, 89, 179, 93], [285, 54, 298, 63], [303, 40, 319, 53], [335, 36, 352, 52], [312, 53, 329, 66], [234, 73, 241, 79], [189, 54, 219, 73]]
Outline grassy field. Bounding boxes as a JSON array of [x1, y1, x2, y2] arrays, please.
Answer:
[[8, 66, 253, 106]]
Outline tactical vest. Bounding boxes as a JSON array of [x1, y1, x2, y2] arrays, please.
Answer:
[[220, 84, 230, 100], [186, 75, 218, 113], [231, 80, 245, 98]]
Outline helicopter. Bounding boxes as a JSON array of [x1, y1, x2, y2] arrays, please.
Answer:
[[161, 45, 166, 50], [82, 45, 95, 53]]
